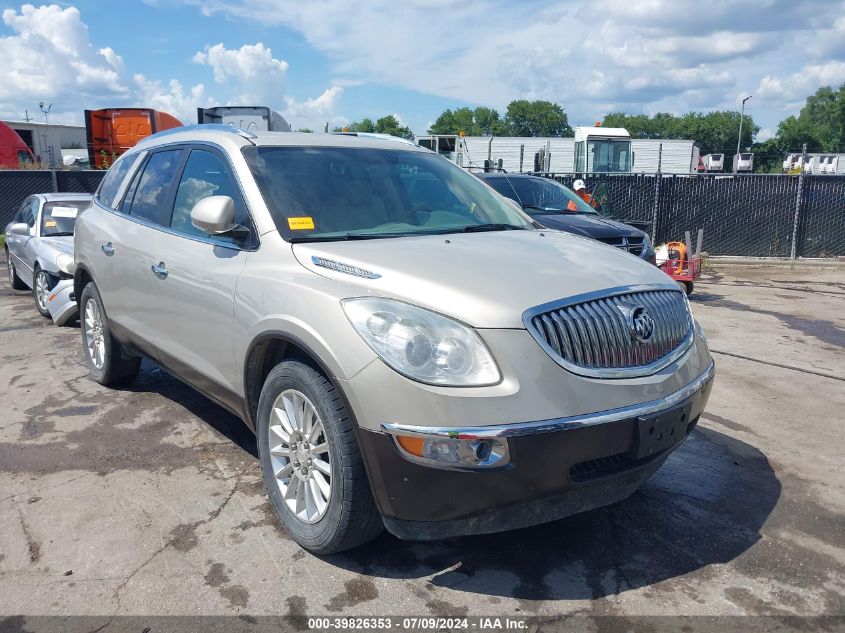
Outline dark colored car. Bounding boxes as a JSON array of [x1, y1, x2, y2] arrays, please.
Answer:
[[477, 173, 657, 264]]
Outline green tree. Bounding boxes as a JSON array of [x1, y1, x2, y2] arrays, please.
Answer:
[[505, 100, 572, 137], [752, 83, 845, 172], [427, 101, 573, 137], [373, 114, 415, 140], [428, 107, 495, 136], [334, 115, 414, 140], [602, 110, 759, 156]]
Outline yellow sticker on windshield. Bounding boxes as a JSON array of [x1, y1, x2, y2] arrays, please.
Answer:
[[288, 216, 315, 230], [44, 220, 57, 227]]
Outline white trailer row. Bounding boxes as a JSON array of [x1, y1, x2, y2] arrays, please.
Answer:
[[782, 153, 844, 174], [417, 134, 700, 174]]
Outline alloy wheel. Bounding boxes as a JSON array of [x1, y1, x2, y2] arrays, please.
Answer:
[[35, 271, 50, 312], [84, 298, 105, 369], [267, 389, 331, 524]]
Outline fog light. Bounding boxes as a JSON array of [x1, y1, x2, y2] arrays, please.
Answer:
[[392, 433, 509, 469]]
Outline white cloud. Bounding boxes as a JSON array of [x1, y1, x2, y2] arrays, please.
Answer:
[[0, 4, 127, 112], [133, 75, 210, 123], [756, 62, 845, 102], [185, 0, 845, 129], [193, 42, 288, 105], [283, 86, 343, 119], [0, 5, 344, 130]]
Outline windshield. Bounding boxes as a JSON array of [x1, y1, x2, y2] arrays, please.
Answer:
[[484, 176, 598, 215], [244, 146, 534, 241], [40, 201, 89, 236], [587, 139, 632, 172]]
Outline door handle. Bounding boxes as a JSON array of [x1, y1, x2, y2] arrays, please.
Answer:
[[101, 242, 115, 256], [151, 262, 168, 279]]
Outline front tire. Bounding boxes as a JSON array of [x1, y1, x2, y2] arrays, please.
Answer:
[[6, 249, 27, 290], [257, 360, 383, 554], [79, 282, 141, 386], [33, 267, 55, 317]]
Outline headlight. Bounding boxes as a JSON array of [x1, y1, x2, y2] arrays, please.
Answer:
[[56, 254, 75, 275], [640, 234, 652, 258], [342, 298, 501, 386]]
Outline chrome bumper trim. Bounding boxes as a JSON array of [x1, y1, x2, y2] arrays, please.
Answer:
[[382, 360, 715, 440]]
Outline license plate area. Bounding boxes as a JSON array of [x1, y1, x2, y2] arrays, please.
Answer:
[[633, 403, 693, 459]]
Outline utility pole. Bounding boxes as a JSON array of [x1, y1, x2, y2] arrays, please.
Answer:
[[735, 95, 751, 172], [39, 102, 54, 168]]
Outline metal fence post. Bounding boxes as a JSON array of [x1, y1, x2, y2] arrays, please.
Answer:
[[50, 169, 58, 193], [790, 173, 804, 259], [650, 143, 663, 242]]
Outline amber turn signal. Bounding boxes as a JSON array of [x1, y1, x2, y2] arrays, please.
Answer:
[[396, 435, 425, 457]]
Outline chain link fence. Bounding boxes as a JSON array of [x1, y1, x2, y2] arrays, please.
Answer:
[[0, 170, 106, 227], [549, 172, 844, 258], [0, 169, 842, 258]]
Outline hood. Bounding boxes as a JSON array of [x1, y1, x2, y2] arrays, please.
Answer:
[[39, 236, 74, 257], [533, 213, 645, 239], [292, 230, 673, 329]]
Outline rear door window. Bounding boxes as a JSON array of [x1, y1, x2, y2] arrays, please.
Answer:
[[97, 152, 141, 210], [124, 149, 184, 227]]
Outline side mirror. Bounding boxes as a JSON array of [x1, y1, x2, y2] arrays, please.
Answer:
[[190, 196, 244, 236], [9, 222, 30, 237]]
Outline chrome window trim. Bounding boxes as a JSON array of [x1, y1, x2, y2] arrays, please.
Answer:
[[99, 141, 261, 253], [383, 360, 715, 440], [522, 284, 694, 379]]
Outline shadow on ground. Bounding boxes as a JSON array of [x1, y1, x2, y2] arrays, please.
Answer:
[[323, 427, 780, 602]]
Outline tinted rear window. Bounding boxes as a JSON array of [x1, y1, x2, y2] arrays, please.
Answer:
[[125, 150, 182, 226], [97, 153, 141, 209]]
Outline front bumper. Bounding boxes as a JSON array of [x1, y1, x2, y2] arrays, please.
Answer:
[[46, 279, 78, 325], [358, 361, 715, 540]]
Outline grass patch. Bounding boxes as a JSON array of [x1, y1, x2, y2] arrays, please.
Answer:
[[0, 234, 5, 249]]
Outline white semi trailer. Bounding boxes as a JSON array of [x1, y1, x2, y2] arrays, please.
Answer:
[[417, 130, 700, 174]]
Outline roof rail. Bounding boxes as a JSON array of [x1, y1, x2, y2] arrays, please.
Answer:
[[146, 123, 258, 142], [332, 132, 418, 147]]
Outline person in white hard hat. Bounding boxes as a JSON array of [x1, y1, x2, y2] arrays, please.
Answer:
[[572, 179, 596, 207], [572, 178, 596, 209]]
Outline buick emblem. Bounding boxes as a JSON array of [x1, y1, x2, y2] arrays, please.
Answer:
[[629, 305, 655, 343]]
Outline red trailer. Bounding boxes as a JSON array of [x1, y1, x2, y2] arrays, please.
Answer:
[[0, 121, 35, 168], [85, 108, 182, 169]]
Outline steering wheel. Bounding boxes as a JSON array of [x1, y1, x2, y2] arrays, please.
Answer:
[[394, 206, 435, 225]]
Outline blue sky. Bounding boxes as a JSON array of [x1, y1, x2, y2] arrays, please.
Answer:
[[2, 1, 845, 137]]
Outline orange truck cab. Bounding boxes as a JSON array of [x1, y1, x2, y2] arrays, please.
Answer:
[[85, 108, 182, 168], [0, 121, 35, 168]]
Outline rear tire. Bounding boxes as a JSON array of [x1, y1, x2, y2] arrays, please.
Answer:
[[33, 266, 55, 317], [6, 249, 27, 290], [79, 282, 141, 386], [683, 281, 694, 296], [257, 360, 383, 554]]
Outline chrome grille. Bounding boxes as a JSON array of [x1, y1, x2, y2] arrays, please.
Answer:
[[596, 235, 645, 256], [524, 286, 693, 378]]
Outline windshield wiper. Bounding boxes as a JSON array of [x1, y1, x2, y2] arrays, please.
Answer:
[[288, 232, 411, 243], [521, 205, 574, 214], [459, 223, 527, 232]]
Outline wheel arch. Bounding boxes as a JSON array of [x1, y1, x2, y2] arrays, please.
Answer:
[[73, 264, 93, 302], [243, 331, 358, 433]]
